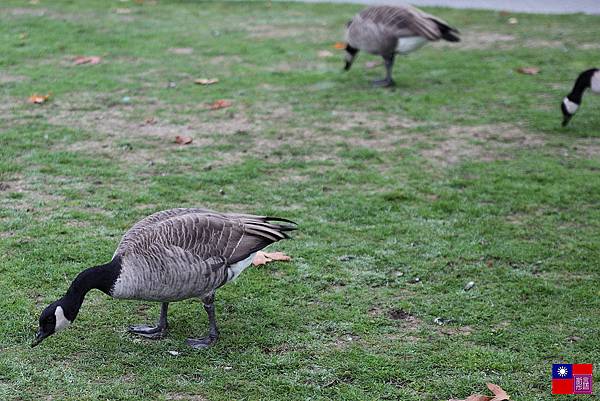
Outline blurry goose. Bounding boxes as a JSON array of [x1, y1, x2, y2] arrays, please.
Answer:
[[33, 208, 296, 349], [344, 4, 460, 87], [561, 68, 600, 126]]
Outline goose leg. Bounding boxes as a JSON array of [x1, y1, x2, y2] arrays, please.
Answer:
[[187, 293, 219, 349], [372, 54, 396, 87], [129, 302, 169, 339]]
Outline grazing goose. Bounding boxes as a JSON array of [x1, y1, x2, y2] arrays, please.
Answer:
[[344, 4, 460, 87], [33, 208, 296, 349], [561, 68, 600, 126]]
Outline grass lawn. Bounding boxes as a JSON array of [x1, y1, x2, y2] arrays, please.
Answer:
[[1, 1, 599, 400]]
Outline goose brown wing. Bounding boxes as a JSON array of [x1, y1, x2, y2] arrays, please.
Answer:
[[359, 5, 442, 41], [117, 212, 296, 266]]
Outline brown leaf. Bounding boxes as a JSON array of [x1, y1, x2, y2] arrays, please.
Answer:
[[174, 135, 192, 145], [209, 99, 231, 110], [194, 78, 219, 85], [487, 383, 510, 401], [517, 67, 540, 75], [334, 42, 346, 49], [318, 50, 334, 58], [73, 56, 101, 65], [27, 94, 50, 104], [252, 251, 292, 266]]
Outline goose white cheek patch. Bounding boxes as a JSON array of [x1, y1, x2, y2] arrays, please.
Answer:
[[591, 71, 600, 93], [54, 306, 71, 332], [563, 98, 579, 114]]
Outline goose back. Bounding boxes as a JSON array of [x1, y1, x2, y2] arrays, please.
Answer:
[[110, 209, 295, 302], [346, 5, 455, 55]]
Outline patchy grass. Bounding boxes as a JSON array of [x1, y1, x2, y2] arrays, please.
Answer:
[[1, 1, 599, 400]]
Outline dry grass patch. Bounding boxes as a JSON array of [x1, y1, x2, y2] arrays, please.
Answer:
[[420, 124, 546, 166]]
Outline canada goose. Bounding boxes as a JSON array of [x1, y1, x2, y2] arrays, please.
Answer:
[[33, 208, 296, 349], [344, 5, 460, 87], [561, 68, 600, 126]]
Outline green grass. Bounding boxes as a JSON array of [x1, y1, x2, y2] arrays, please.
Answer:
[[1, 1, 599, 400]]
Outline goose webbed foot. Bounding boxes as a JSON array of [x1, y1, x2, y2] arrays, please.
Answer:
[[186, 335, 218, 349], [371, 78, 396, 87], [188, 294, 219, 349], [128, 302, 169, 340], [128, 324, 168, 339]]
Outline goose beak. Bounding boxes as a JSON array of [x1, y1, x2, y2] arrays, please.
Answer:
[[31, 330, 48, 348]]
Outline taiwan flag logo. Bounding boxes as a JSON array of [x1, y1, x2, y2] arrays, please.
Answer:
[[552, 364, 593, 394]]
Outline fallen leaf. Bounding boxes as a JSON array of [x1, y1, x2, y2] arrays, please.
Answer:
[[209, 99, 231, 110], [252, 251, 291, 266], [487, 383, 510, 401], [73, 56, 101, 65], [174, 135, 192, 145], [194, 78, 219, 85], [365, 60, 383, 69], [318, 50, 334, 58], [27, 94, 50, 104], [517, 67, 540, 75], [334, 42, 346, 49]]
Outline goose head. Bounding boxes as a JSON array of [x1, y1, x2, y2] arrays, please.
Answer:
[[344, 44, 358, 71], [32, 297, 79, 347], [561, 97, 578, 127]]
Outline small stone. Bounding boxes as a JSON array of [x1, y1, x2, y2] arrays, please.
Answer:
[[224, 366, 232, 371], [219, 189, 225, 195], [121, 96, 131, 104], [168, 350, 180, 356], [408, 277, 420, 284], [168, 82, 177, 88], [464, 281, 475, 291], [338, 255, 355, 262]]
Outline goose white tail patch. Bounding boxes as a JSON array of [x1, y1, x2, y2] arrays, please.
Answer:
[[54, 306, 71, 332], [563, 97, 579, 114], [396, 37, 427, 54], [227, 252, 257, 282]]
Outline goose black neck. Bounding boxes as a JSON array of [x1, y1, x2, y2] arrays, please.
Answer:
[[568, 69, 596, 104], [65, 257, 122, 301]]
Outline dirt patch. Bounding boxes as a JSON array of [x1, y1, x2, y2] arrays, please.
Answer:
[[440, 325, 474, 336], [168, 47, 194, 55], [420, 124, 546, 166], [570, 138, 600, 159], [0, 73, 27, 84], [333, 333, 361, 349]]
